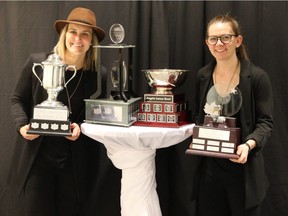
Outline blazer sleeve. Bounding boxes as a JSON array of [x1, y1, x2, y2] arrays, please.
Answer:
[[245, 66, 274, 151], [11, 55, 34, 130], [11, 53, 47, 131]]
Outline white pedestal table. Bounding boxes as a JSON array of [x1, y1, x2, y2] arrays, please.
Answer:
[[81, 123, 194, 216]]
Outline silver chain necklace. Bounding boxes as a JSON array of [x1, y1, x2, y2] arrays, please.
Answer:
[[214, 60, 239, 93], [65, 70, 84, 114]]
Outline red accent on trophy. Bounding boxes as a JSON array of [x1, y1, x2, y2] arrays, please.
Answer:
[[133, 69, 190, 128]]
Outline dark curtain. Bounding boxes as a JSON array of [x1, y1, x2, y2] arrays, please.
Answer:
[[0, 1, 287, 216]]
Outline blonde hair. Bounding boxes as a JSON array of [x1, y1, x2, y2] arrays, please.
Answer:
[[53, 24, 99, 70]]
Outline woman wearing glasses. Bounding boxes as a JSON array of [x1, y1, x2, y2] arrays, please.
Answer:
[[191, 14, 273, 216]]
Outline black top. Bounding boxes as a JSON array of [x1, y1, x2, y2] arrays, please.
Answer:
[[204, 75, 243, 177], [9, 52, 107, 200], [191, 59, 273, 209], [38, 69, 85, 169]]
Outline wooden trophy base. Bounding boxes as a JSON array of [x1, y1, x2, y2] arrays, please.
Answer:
[[186, 116, 240, 159], [27, 119, 72, 136], [134, 93, 191, 128], [185, 149, 239, 159], [27, 105, 71, 136], [133, 120, 189, 128]]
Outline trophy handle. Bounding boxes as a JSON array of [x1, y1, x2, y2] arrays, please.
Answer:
[[122, 60, 127, 89], [64, 65, 77, 87], [32, 63, 44, 86]]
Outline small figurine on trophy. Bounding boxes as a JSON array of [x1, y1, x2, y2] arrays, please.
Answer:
[[134, 69, 190, 128], [27, 53, 77, 136], [186, 85, 243, 159]]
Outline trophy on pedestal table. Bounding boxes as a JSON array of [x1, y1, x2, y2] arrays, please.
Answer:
[[27, 53, 77, 136], [85, 23, 141, 127], [134, 69, 190, 128], [186, 84, 243, 159]]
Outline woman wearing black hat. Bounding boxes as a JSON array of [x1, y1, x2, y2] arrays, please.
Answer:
[[9, 7, 110, 216]]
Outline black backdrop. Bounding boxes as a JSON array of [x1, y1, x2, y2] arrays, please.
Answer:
[[1, 1, 288, 216]]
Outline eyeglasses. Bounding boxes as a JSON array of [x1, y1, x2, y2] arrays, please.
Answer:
[[206, 34, 237, 45]]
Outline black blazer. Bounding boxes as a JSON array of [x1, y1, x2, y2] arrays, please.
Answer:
[[192, 59, 273, 209], [9, 52, 106, 201]]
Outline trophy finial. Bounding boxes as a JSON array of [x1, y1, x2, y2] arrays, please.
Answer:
[[109, 23, 125, 44]]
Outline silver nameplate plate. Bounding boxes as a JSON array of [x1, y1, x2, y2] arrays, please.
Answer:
[[33, 106, 69, 121]]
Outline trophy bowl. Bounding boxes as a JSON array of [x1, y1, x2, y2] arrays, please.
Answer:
[[142, 69, 189, 94]]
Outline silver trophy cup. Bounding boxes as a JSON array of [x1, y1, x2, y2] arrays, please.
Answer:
[[134, 69, 190, 128], [142, 69, 189, 94], [28, 53, 77, 136], [32, 53, 77, 107]]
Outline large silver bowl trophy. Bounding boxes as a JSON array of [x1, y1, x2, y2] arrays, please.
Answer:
[[142, 69, 188, 94], [134, 69, 190, 128], [28, 53, 77, 136], [84, 24, 141, 127], [186, 84, 243, 159]]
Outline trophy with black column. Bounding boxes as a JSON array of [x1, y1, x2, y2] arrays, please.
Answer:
[[85, 23, 141, 127], [27, 53, 77, 136], [186, 85, 242, 159]]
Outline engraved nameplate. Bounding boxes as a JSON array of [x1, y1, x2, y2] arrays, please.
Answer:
[[33, 106, 68, 121], [198, 127, 230, 141]]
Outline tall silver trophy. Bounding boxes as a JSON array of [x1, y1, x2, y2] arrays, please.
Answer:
[[27, 53, 77, 136], [109, 23, 131, 101], [85, 23, 141, 127]]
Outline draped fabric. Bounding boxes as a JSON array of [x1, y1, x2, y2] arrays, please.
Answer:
[[0, 1, 287, 216], [80, 123, 194, 216]]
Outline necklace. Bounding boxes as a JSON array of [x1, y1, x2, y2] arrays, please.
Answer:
[[65, 70, 84, 114], [214, 60, 239, 94]]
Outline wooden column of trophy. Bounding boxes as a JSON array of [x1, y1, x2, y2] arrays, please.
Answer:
[[133, 69, 190, 128], [186, 85, 243, 159]]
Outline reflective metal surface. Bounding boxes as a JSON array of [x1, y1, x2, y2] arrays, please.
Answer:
[[32, 53, 77, 107], [142, 69, 189, 94]]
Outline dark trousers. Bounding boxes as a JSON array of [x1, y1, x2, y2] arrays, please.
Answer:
[[20, 157, 81, 216], [196, 166, 261, 216]]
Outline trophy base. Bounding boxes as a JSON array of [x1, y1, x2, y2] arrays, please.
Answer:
[[32, 105, 69, 121], [27, 119, 72, 136], [134, 92, 190, 128], [143, 93, 185, 103], [135, 110, 190, 128], [85, 97, 142, 127], [133, 121, 190, 128], [186, 117, 240, 159], [185, 149, 239, 159]]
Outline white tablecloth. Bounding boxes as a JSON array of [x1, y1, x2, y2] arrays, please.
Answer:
[[81, 123, 194, 216]]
